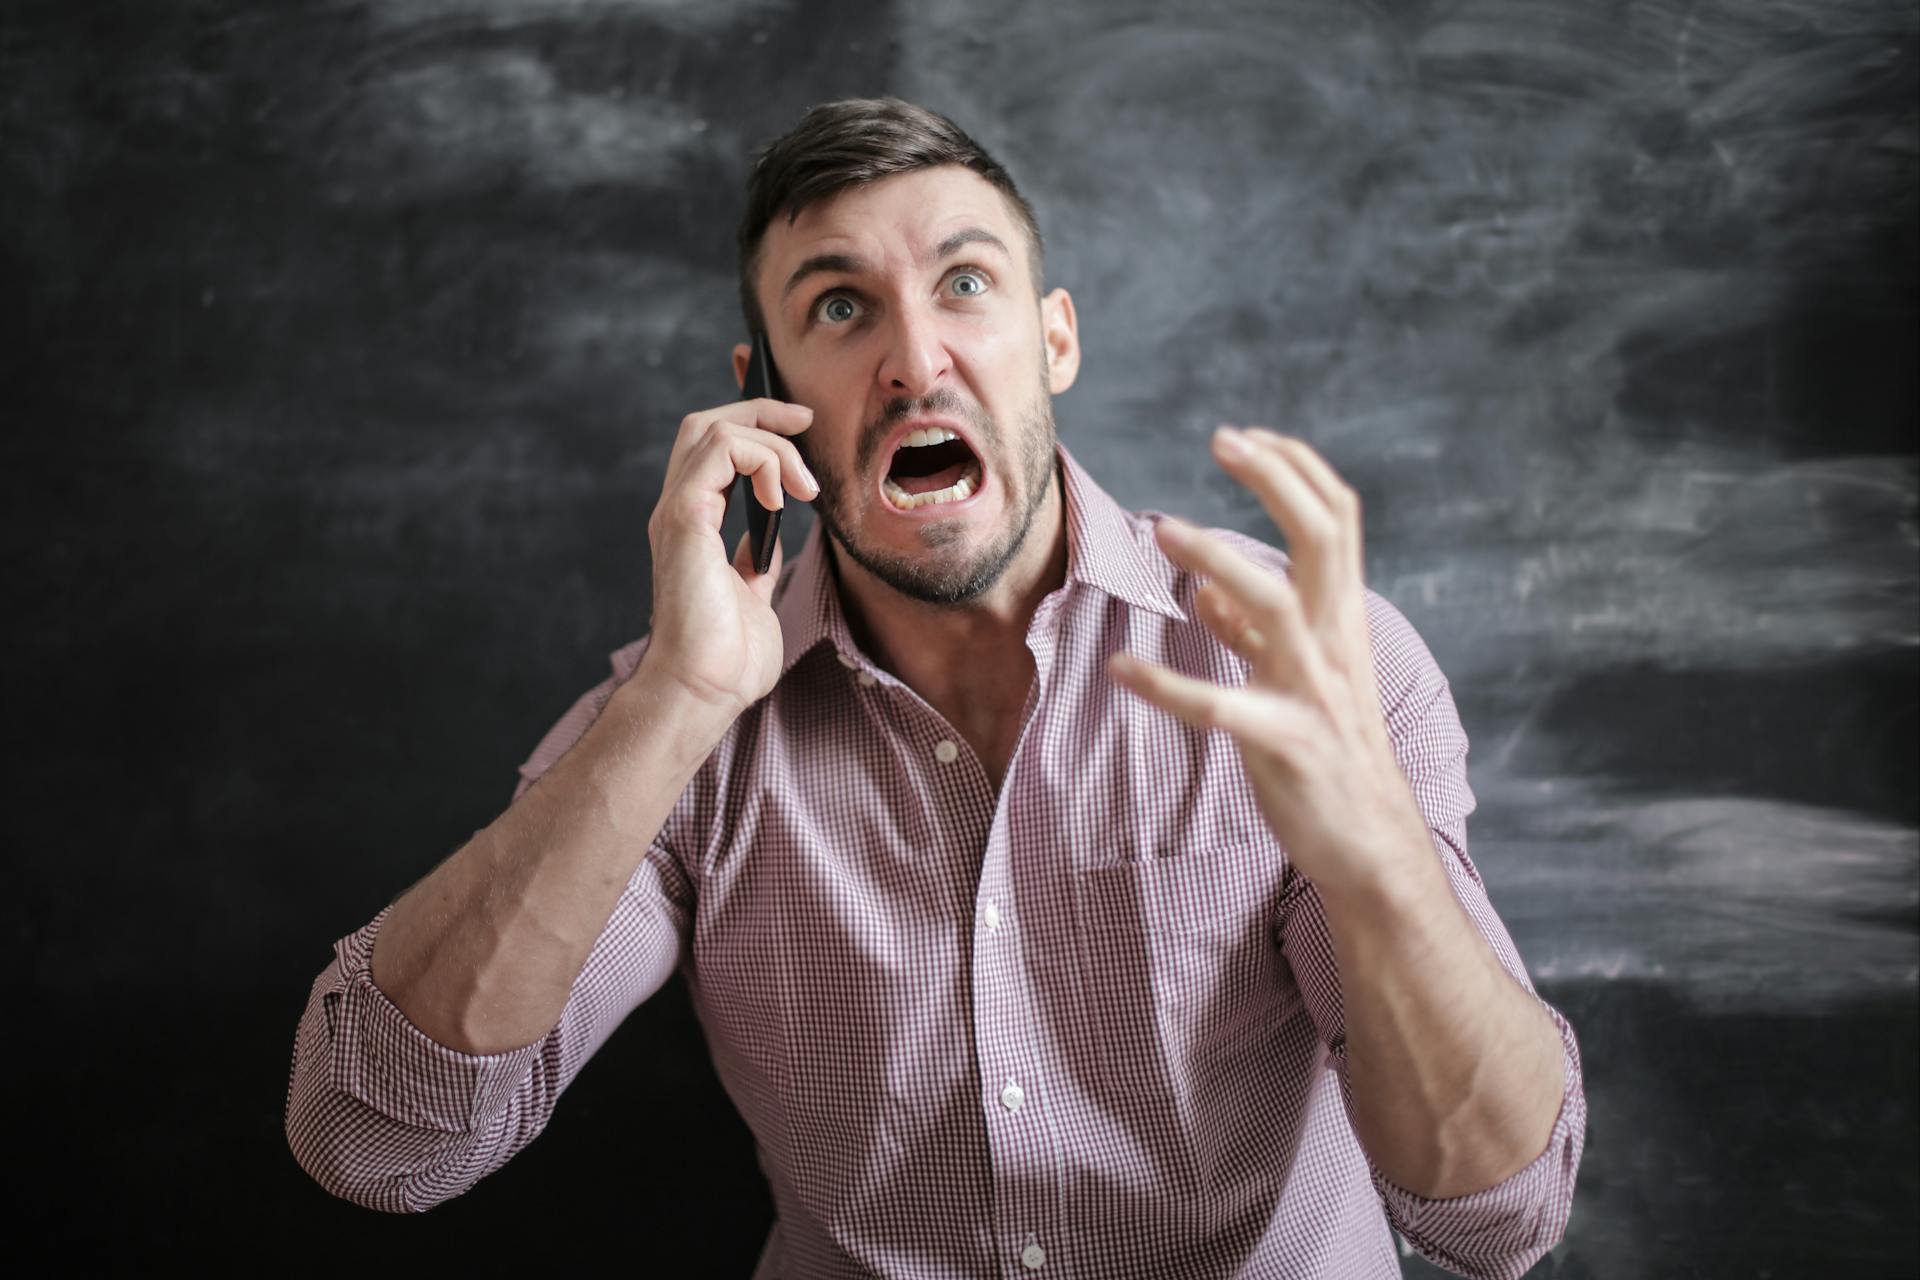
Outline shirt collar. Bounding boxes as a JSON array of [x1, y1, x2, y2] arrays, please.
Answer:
[[773, 439, 1186, 680], [1056, 439, 1189, 624]]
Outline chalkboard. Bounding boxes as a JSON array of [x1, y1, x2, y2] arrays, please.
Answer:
[[5, 1, 1914, 1274]]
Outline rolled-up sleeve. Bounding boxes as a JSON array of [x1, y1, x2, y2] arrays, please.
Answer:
[[284, 832, 692, 1212], [284, 642, 693, 1212], [1366, 926, 1586, 1278], [1281, 591, 1587, 1280], [283, 906, 547, 1211]]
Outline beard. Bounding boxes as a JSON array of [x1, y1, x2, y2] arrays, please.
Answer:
[[797, 365, 1059, 608]]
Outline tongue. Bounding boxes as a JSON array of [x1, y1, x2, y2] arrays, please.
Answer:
[[896, 461, 970, 495]]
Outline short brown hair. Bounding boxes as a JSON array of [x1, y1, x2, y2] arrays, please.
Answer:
[[735, 97, 1045, 334]]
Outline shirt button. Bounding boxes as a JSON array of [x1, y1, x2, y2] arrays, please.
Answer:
[[933, 739, 959, 763], [857, 671, 877, 687], [1000, 1080, 1024, 1112], [1021, 1242, 1047, 1270], [983, 900, 1001, 931], [836, 651, 859, 669]]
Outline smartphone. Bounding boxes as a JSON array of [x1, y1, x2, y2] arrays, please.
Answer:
[[731, 329, 789, 575]]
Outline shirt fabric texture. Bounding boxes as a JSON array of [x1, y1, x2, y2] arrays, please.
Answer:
[[286, 441, 1586, 1279]]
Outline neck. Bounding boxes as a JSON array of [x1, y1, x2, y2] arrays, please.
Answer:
[[829, 463, 1068, 717]]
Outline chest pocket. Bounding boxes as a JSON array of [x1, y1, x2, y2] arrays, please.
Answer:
[[1071, 842, 1298, 1089]]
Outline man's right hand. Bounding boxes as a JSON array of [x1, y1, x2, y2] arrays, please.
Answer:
[[638, 397, 819, 725]]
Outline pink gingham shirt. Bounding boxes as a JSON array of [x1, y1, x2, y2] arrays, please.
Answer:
[[287, 441, 1585, 1279]]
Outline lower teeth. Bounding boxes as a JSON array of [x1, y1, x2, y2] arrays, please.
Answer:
[[885, 463, 980, 510]]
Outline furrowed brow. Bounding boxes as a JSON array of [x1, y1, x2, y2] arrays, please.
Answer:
[[779, 230, 1012, 304], [782, 252, 869, 301]]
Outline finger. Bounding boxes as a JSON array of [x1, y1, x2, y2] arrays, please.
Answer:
[[722, 397, 816, 436], [702, 432, 785, 514], [665, 399, 815, 490], [668, 418, 818, 500], [1236, 428, 1350, 513], [706, 419, 819, 505], [701, 397, 816, 437], [1239, 428, 1365, 585], [1194, 580, 1268, 660], [1155, 517, 1301, 634], [1160, 518, 1331, 693], [655, 433, 793, 543], [1209, 427, 1345, 617], [1107, 651, 1299, 744]]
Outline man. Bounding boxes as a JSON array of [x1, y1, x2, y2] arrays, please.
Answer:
[[286, 97, 1585, 1279]]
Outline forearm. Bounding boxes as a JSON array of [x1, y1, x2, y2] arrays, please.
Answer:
[[1319, 828, 1567, 1200], [370, 661, 730, 1055]]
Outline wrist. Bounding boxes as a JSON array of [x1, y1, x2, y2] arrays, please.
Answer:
[[1312, 821, 1447, 920], [612, 661, 738, 775]]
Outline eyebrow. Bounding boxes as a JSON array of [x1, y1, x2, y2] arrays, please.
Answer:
[[930, 227, 1012, 265], [779, 227, 1014, 302]]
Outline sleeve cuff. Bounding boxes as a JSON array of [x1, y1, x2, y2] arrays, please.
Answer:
[[1368, 1004, 1587, 1266], [321, 907, 543, 1135]]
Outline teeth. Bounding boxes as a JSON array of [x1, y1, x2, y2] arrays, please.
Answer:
[[900, 427, 959, 449], [883, 463, 980, 511]]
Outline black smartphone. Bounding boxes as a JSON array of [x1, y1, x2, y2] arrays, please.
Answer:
[[732, 329, 789, 575]]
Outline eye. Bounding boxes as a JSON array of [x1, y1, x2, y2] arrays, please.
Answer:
[[947, 269, 989, 298], [815, 293, 862, 325]]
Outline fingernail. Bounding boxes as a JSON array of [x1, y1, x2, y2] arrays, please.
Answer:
[[1213, 426, 1247, 458], [803, 467, 820, 494]]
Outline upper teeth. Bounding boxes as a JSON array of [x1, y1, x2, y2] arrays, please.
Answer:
[[900, 427, 958, 449]]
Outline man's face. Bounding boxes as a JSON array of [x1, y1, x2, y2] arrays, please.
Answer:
[[751, 165, 1075, 606]]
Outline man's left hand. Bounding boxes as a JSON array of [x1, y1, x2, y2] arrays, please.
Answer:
[[1107, 425, 1432, 900]]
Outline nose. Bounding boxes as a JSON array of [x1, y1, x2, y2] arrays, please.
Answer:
[[876, 303, 951, 399]]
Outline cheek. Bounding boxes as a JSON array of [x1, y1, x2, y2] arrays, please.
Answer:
[[955, 326, 1039, 413], [806, 425, 872, 494], [961, 311, 1028, 365]]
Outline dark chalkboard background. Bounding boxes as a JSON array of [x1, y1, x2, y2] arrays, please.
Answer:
[[6, 1, 1916, 1274]]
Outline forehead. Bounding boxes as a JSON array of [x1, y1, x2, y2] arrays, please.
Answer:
[[758, 165, 1019, 283]]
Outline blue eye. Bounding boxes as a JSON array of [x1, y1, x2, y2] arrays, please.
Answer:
[[949, 271, 988, 297], [817, 295, 860, 324]]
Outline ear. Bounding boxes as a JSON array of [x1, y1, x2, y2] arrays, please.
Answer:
[[1041, 288, 1079, 395], [731, 342, 752, 392]]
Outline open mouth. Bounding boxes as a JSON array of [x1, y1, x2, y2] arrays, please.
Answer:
[[880, 428, 985, 512]]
